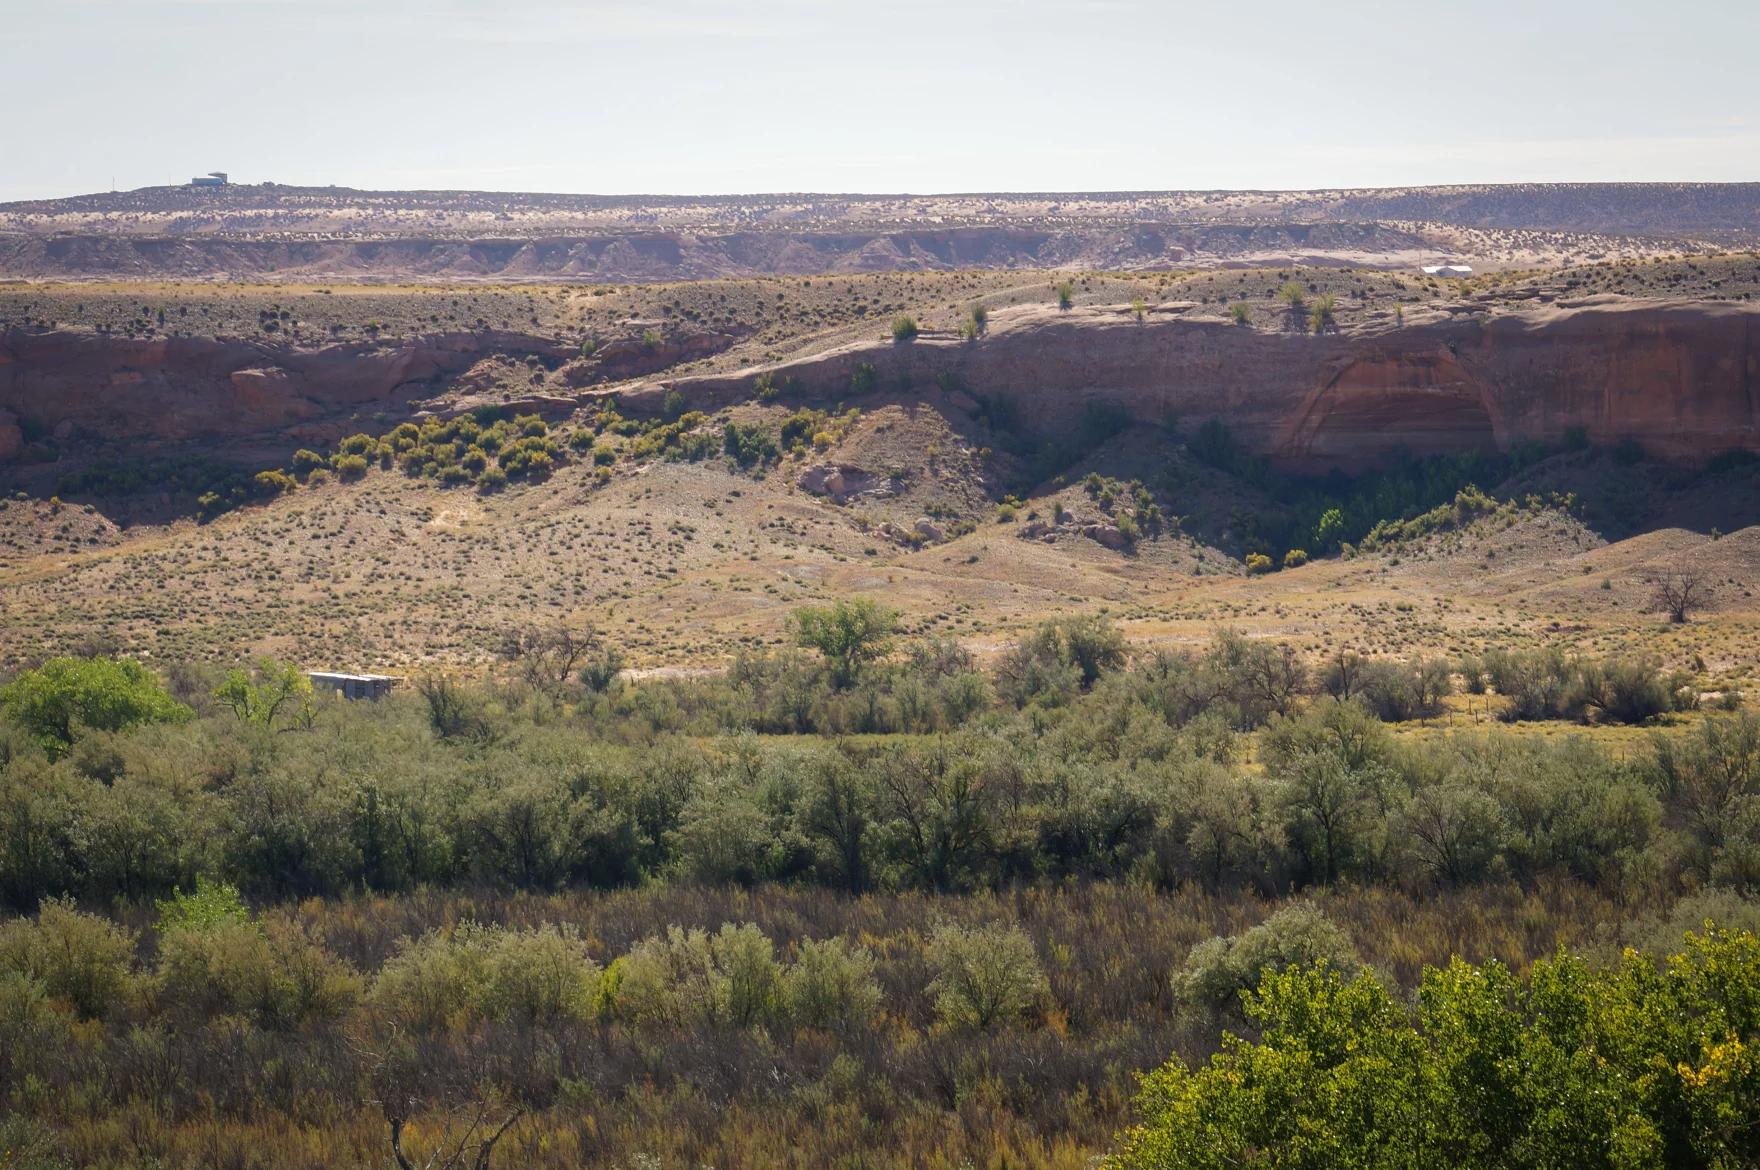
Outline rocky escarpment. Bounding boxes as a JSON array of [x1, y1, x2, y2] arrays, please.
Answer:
[[4, 297, 1755, 478], [0, 329, 577, 456], [630, 298, 1760, 472]]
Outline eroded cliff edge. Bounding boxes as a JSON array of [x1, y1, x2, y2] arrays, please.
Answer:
[[3, 297, 1755, 475], [631, 297, 1760, 472]]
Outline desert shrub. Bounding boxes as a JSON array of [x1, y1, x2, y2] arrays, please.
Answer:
[[373, 920, 603, 1029], [0, 897, 136, 1019], [890, 315, 918, 342], [157, 903, 360, 1029], [1171, 902, 1359, 1016], [926, 921, 1048, 1030], [1244, 552, 1273, 574], [371, 925, 491, 1031], [1487, 647, 1581, 722], [480, 923, 602, 1025], [723, 421, 779, 469], [1282, 548, 1308, 568], [252, 468, 296, 497], [1574, 656, 1694, 724], [1355, 657, 1452, 722], [332, 453, 370, 480], [1054, 280, 1075, 309], [994, 614, 1126, 707], [1486, 649, 1690, 725], [578, 646, 625, 694], [783, 937, 882, 1031], [610, 923, 781, 1030], [1651, 712, 1760, 889], [0, 657, 191, 757]]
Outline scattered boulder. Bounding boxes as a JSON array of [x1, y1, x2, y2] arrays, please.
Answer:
[[913, 517, 945, 543], [798, 463, 897, 504], [1083, 522, 1130, 549]]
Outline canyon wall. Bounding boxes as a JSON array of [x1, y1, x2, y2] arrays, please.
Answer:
[[3, 297, 1755, 475], [0, 329, 576, 457], [636, 298, 1760, 472]]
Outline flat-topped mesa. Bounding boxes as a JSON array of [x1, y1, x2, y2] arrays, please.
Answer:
[[627, 297, 1760, 473]]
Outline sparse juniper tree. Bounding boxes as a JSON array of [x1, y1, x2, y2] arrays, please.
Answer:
[[790, 598, 899, 689]]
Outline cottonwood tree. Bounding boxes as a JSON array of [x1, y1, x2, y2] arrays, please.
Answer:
[[214, 658, 315, 731], [789, 598, 898, 689]]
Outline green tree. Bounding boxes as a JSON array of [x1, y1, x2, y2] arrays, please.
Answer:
[[789, 598, 899, 689], [926, 921, 1048, 1030], [214, 658, 315, 731], [0, 657, 191, 757]]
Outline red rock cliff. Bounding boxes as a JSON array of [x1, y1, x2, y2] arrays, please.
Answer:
[[633, 298, 1760, 471], [0, 329, 574, 454]]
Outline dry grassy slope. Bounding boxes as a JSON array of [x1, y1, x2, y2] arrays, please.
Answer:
[[5, 256, 1760, 682], [4, 406, 1757, 693]]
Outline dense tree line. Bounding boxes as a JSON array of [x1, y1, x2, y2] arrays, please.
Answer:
[[0, 622, 1751, 910]]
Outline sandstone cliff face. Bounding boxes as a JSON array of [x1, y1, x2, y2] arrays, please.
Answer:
[[0, 329, 575, 453], [632, 299, 1760, 472], [3, 299, 1755, 475]]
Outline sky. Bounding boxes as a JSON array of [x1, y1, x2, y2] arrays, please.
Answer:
[[2, 0, 1757, 201]]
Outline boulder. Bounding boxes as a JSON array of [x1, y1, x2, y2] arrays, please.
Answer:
[[1083, 523, 1130, 549], [797, 463, 896, 504]]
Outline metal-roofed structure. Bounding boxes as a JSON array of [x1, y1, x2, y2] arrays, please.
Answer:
[[307, 671, 399, 701]]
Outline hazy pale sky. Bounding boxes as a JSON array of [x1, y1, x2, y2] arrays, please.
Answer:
[[3, 0, 1757, 201]]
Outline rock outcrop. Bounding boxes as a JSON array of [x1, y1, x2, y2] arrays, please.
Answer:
[[0, 328, 575, 456], [796, 463, 897, 504], [5, 297, 1756, 476], [636, 298, 1760, 471]]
